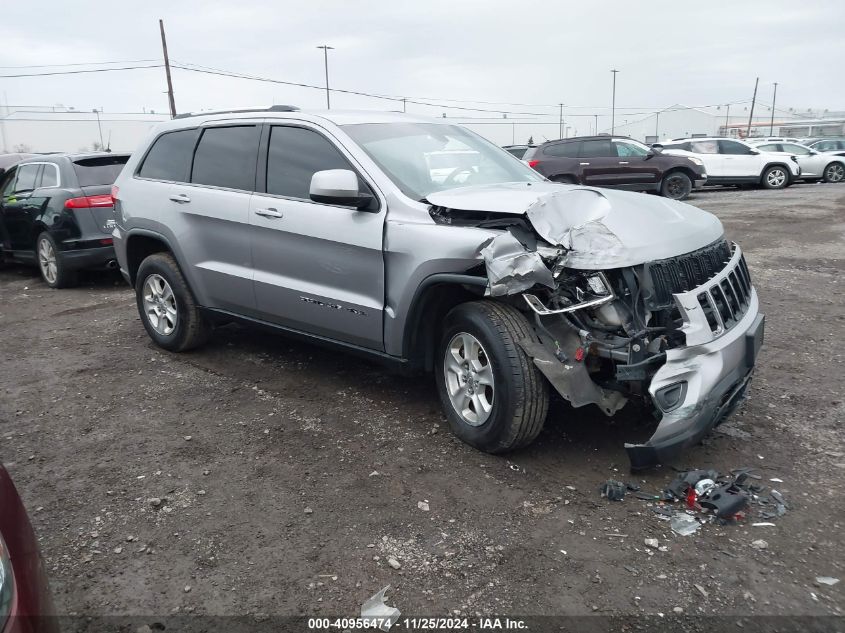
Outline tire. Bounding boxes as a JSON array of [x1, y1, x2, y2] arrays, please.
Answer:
[[660, 171, 692, 200], [435, 300, 549, 454], [823, 161, 845, 183], [761, 165, 789, 189], [135, 252, 211, 352], [36, 232, 77, 288]]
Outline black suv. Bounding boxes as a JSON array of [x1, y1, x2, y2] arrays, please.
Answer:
[[0, 153, 129, 287], [523, 136, 707, 200]]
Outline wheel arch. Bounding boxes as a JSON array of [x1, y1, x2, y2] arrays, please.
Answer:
[[401, 273, 488, 373], [761, 162, 794, 183], [125, 230, 177, 286], [662, 166, 698, 181]]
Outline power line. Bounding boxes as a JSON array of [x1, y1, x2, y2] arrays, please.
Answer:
[[0, 64, 163, 78], [0, 59, 158, 69]]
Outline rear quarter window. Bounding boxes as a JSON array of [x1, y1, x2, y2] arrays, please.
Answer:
[[138, 129, 199, 182], [543, 142, 578, 158], [73, 156, 130, 186]]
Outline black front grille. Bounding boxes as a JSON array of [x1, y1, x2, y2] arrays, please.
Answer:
[[646, 239, 733, 307]]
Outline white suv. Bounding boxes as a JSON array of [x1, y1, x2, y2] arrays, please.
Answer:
[[655, 137, 800, 189], [747, 140, 845, 183]]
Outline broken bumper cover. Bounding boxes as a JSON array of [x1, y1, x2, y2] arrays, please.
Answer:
[[626, 250, 764, 469]]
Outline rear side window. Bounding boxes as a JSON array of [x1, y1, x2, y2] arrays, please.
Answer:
[[139, 129, 199, 182], [719, 140, 754, 155], [543, 142, 578, 158], [191, 126, 260, 191], [266, 126, 358, 199], [39, 164, 59, 187], [690, 140, 719, 154], [579, 140, 613, 158], [757, 144, 780, 152], [73, 156, 129, 187]]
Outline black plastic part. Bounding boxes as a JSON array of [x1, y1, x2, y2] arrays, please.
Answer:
[[699, 483, 749, 518]]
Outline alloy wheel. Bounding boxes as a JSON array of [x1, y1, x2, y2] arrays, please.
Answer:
[[444, 332, 495, 426], [665, 175, 688, 199], [826, 163, 844, 183], [38, 238, 58, 285], [142, 274, 178, 336], [766, 168, 787, 188]]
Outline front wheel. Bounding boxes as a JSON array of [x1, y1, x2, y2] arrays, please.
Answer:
[[761, 165, 789, 189], [37, 232, 77, 288], [435, 301, 549, 454], [660, 172, 692, 200], [135, 252, 211, 352], [823, 162, 844, 183]]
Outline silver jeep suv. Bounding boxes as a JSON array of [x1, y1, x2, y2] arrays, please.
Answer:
[[112, 106, 764, 469]]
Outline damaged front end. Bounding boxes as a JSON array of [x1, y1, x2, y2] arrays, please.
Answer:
[[429, 186, 765, 470]]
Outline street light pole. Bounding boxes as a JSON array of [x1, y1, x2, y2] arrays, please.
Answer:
[[316, 45, 334, 109], [93, 108, 104, 149], [558, 103, 564, 139], [610, 69, 619, 134], [770, 82, 778, 135]]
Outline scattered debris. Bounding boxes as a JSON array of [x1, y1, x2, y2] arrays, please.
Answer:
[[751, 539, 768, 550], [303, 507, 313, 515], [815, 577, 840, 586], [694, 583, 709, 599], [752, 522, 775, 527], [599, 480, 626, 501], [644, 538, 659, 549], [387, 557, 401, 570], [670, 512, 700, 536], [417, 501, 430, 512], [673, 607, 684, 615], [361, 585, 401, 632]]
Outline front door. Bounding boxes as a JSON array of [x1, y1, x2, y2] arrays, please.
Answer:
[[612, 139, 660, 186], [718, 140, 759, 177], [0, 163, 41, 254], [249, 123, 386, 350]]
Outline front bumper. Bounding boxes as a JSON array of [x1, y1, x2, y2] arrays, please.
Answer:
[[625, 244, 765, 470]]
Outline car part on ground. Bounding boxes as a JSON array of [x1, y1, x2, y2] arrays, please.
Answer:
[[0, 153, 128, 287], [113, 109, 763, 468], [524, 136, 706, 200]]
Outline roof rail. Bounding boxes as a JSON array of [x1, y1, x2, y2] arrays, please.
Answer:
[[173, 105, 300, 120]]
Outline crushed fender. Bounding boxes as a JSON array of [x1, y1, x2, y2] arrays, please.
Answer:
[[480, 230, 555, 297]]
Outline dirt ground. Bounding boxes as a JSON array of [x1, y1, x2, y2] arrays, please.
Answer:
[[1, 184, 843, 627]]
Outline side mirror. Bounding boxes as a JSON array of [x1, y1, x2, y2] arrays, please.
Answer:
[[749, 149, 760, 155], [309, 169, 375, 211]]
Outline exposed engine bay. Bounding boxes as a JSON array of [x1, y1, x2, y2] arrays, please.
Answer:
[[429, 185, 761, 468]]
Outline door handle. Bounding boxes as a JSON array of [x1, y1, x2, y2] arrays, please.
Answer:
[[579, 162, 590, 166], [169, 193, 191, 204], [618, 161, 629, 165], [255, 207, 284, 219]]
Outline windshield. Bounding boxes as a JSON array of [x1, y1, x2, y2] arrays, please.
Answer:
[[342, 122, 543, 200]]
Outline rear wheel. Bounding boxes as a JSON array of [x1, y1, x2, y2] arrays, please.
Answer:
[[761, 165, 789, 189], [435, 301, 548, 453], [135, 252, 211, 352], [37, 232, 77, 288], [660, 171, 692, 200], [823, 162, 844, 183]]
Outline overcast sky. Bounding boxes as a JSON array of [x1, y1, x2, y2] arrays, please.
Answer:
[[1, 0, 843, 145]]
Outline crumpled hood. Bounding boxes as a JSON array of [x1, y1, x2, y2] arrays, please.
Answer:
[[427, 182, 724, 269]]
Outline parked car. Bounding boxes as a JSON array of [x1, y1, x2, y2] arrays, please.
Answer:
[[0, 154, 36, 179], [0, 152, 128, 287], [746, 140, 845, 183], [802, 138, 845, 153], [522, 136, 707, 200], [655, 137, 800, 189], [0, 463, 57, 633], [113, 107, 764, 469], [744, 136, 801, 144], [502, 144, 536, 159]]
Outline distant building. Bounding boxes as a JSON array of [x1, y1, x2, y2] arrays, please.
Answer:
[[0, 107, 168, 153]]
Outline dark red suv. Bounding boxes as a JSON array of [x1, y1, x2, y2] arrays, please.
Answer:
[[523, 136, 707, 200]]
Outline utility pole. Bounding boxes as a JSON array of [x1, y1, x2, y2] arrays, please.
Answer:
[[746, 76, 759, 138], [558, 103, 564, 139], [594, 114, 598, 135], [159, 19, 176, 118], [316, 45, 334, 109], [610, 69, 619, 134], [724, 103, 731, 136], [655, 110, 660, 139], [402, 97, 406, 113], [770, 82, 778, 135]]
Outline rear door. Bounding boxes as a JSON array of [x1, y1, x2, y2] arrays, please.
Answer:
[[685, 139, 725, 176], [577, 139, 618, 186], [175, 123, 260, 313], [249, 122, 385, 350], [0, 163, 41, 251], [780, 143, 823, 177]]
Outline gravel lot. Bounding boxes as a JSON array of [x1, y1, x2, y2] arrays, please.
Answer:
[[1, 184, 843, 625]]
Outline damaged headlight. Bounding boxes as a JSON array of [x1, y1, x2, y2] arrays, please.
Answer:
[[586, 274, 610, 296], [523, 272, 615, 316]]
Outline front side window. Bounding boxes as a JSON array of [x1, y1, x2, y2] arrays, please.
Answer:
[[579, 140, 613, 158], [343, 122, 542, 201], [266, 126, 362, 199], [14, 164, 40, 193], [191, 126, 260, 191], [757, 144, 780, 152], [781, 144, 811, 155], [719, 140, 754, 155], [614, 140, 649, 157], [138, 129, 199, 182], [0, 169, 16, 199]]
